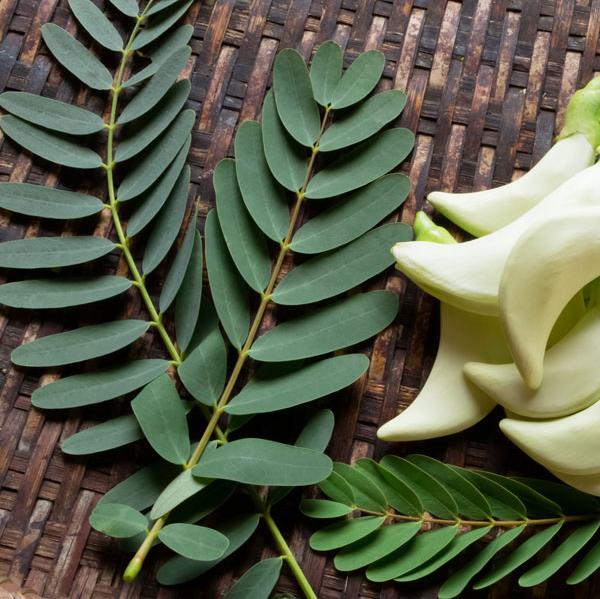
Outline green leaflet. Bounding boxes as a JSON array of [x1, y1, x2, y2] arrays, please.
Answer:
[[116, 79, 190, 162], [192, 438, 333, 486], [225, 354, 368, 415], [310, 41, 342, 107], [0, 92, 104, 135], [12, 319, 149, 367], [330, 50, 385, 109], [567, 537, 600, 584], [205, 209, 250, 349], [31, 359, 169, 409], [0, 115, 102, 169], [150, 469, 209, 519], [273, 48, 321, 147], [117, 109, 194, 200], [291, 173, 410, 254], [272, 223, 411, 305], [333, 463, 387, 512], [299, 499, 353, 519], [214, 159, 271, 292], [90, 503, 148, 538], [310, 516, 386, 551], [0, 276, 131, 309], [68, 0, 123, 51], [262, 90, 308, 192], [319, 471, 355, 506], [146, 0, 183, 16], [142, 165, 190, 274], [131, 0, 193, 50], [305, 128, 414, 199], [169, 480, 236, 525], [41, 23, 113, 90], [224, 558, 283, 599], [62, 414, 143, 455], [108, 0, 138, 17], [513, 477, 600, 515], [319, 90, 406, 152], [234, 120, 289, 242], [0, 236, 114, 269], [158, 523, 229, 561], [249, 290, 399, 361]]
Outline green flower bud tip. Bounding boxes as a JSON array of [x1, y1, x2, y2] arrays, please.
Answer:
[[413, 211, 457, 244], [557, 75, 600, 151]]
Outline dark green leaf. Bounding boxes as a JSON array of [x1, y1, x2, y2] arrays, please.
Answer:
[[151, 469, 210, 519], [291, 173, 410, 254], [334, 463, 387, 512], [310, 516, 385, 551], [90, 503, 148, 538], [250, 290, 398, 361], [319, 471, 355, 506], [109, 0, 138, 16], [261, 90, 307, 192], [214, 159, 271, 292], [310, 41, 342, 107], [158, 523, 229, 560], [225, 558, 283, 599], [31, 359, 168, 408], [319, 90, 406, 152], [295, 408, 335, 451], [68, 0, 123, 51], [146, 0, 182, 16], [41, 23, 113, 90], [0, 92, 104, 135], [513, 477, 600, 515], [234, 120, 289, 242], [0, 115, 103, 168], [132, 374, 190, 464], [300, 499, 353, 519], [12, 319, 149, 367], [193, 438, 332, 486], [330, 50, 384, 110], [273, 223, 410, 305], [305, 128, 414, 199], [567, 537, 600, 584], [62, 414, 142, 455], [118, 109, 193, 200], [205, 209, 250, 349], [0, 276, 131, 309], [131, 0, 193, 50], [169, 480, 236, 524], [273, 48, 321, 147]]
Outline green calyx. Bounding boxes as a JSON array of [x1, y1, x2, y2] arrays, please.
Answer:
[[557, 76, 600, 151], [413, 211, 457, 244]]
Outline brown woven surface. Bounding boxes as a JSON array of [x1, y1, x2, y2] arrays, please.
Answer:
[[1, 0, 600, 597]]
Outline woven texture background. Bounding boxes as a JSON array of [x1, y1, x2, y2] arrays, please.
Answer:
[[0, 0, 599, 597]]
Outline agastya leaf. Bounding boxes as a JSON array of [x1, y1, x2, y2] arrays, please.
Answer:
[[473, 522, 563, 589], [193, 438, 332, 486], [131, 374, 190, 465], [291, 173, 410, 254], [305, 128, 414, 199], [273, 223, 410, 305], [330, 50, 385, 110], [131, 0, 193, 50], [175, 230, 203, 352], [12, 319, 149, 367], [250, 290, 398, 362], [319, 90, 406, 152], [300, 499, 353, 519], [109, 0, 138, 17], [170, 480, 236, 525], [513, 477, 600, 515], [225, 354, 368, 415], [310, 516, 385, 551], [0, 276, 131, 309], [0, 116, 102, 169], [158, 523, 229, 561], [520, 520, 600, 587], [225, 558, 282, 599], [159, 211, 196, 312], [0, 92, 104, 135], [157, 513, 260, 585], [367, 526, 459, 582], [68, 0, 123, 51], [334, 522, 422, 571], [62, 414, 143, 455], [319, 471, 355, 506], [273, 48, 321, 147], [31, 359, 168, 409], [90, 503, 148, 538], [310, 41, 342, 107], [567, 537, 600, 584], [116, 80, 190, 162], [406, 455, 492, 520], [142, 166, 189, 275], [396, 527, 492, 582], [379, 456, 458, 519], [118, 109, 193, 201], [354, 458, 422, 516], [205, 209, 250, 349], [261, 90, 307, 192], [234, 120, 289, 242], [151, 469, 210, 519], [214, 159, 271, 292], [146, 0, 183, 16], [0, 236, 114, 269], [333, 463, 387, 512]]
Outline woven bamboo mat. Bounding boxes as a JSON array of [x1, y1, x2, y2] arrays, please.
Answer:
[[1, 0, 599, 597]]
